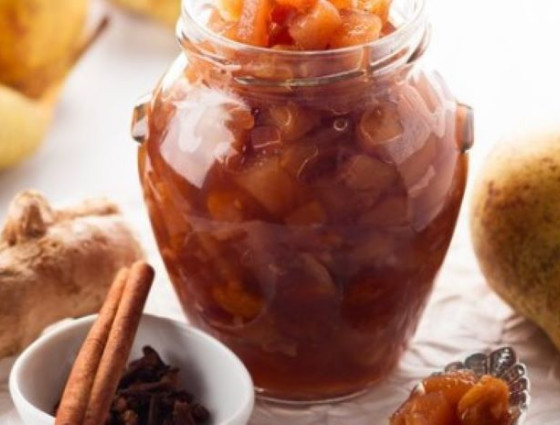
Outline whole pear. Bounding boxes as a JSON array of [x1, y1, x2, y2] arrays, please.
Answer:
[[0, 84, 56, 170], [0, 0, 88, 98], [471, 127, 560, 350], [111, 0, 180, 27]]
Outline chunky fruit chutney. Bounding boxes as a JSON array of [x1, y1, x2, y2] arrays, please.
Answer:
[[390, 371, 512, 425], [208, 0, 394, 49], [136, 0, 472, 402]]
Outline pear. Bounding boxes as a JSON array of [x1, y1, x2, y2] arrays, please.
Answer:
[[0, 0, 88, 99], [0, 84, 56, 170], [0, 1, 107, 170], [111, 0, 181, 28], [470, 126, 560, 351]]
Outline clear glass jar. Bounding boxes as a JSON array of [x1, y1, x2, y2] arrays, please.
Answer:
[[134, 0, 472, 403]]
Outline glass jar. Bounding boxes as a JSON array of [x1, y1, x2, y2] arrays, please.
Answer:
[[133, 0, 472, 403]]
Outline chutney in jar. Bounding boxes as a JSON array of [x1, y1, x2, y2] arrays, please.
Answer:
[[137, 0, 471, 402]]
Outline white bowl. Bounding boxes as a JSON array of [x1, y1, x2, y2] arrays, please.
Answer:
[[9, 314, 254, 425]]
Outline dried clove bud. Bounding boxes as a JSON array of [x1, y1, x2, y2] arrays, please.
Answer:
[[55, 345, 210, 425], [190, 404, 210, 423], [172, 401, 196, 425], [107, 346, 210, 425]]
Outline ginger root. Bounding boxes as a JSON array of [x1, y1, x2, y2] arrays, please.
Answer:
[[0, 191, 144, 358]]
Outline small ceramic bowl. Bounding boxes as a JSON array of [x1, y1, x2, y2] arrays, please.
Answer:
[[9, 314, 254, 425], [438, 346, 530, 424]]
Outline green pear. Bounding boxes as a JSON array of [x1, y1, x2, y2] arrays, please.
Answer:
[[470, 126, 560, 350]]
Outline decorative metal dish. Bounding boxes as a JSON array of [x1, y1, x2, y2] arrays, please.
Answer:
[[437, 346, 530, 425]]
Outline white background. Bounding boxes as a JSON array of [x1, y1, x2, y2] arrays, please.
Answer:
[[2, 1, 560, 423]]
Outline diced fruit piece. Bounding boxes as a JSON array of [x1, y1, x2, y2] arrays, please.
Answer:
[[357, 103, 404, 153], [390, 391, 458, 425], [210, 0, 395, 49], [328, 0, 357, 9], [423, 370, 478, 406], [280, 143, 320, 177], [320, 154, 398, 218], [207, 9, 233, 33], [288, 0, 342, 50], [329, 9, 382, 48], [217, 0, 244, 21], [207, 190, 245, 222], [225, 102, 255, 151], [269, 22, 294, 45], [300, 147, 354, 183], [234, 157, 299, 216], [300, 254, 336, 295], [457, 376, 511, 425], [236, 0, 272, 46], [212, 279, 264, 320], [271, 3, 295, 24], [250, 125, 282, 153], [269, 2, 297, 46], [285, 201, 327, 225], [262, 104, 321, 141], [358, 0, 392, 22], [348, 231, 395, 267], [275, 0, 317, 11], [314, 180, 359, 219], [338, 154, 397, 196], [226, 103, 255, 130], [273, 253, 338, 339], [391, 373, 512, 425], [359, 194, 409, 227]]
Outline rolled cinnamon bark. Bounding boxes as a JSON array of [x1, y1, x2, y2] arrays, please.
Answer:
[[55, 268, 129, 425], [83, 261, 154, 425]]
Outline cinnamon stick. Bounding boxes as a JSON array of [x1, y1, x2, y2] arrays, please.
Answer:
[[55, 268, 129, 425], [83, 261, 155, 425]]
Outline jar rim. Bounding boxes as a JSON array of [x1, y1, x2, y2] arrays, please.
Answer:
[[178, 0, 427, 58]]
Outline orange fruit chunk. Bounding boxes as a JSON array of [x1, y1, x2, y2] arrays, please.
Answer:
[[357, 103, 403, 153], [391, 392, 459, 425], [234, 157, 299, 216], [275, 0, 317, 11], [207, 191, 245, 222], [457, 376, 511, 425], [288, 0, 342, 50], [329, 9, 382, 48], [328, 0, 357, 9], [236, 0, 273, 46], [212, 280, 264, 320], [285, 201, 327, 225], [358, 0, 392, 22], [263, 103, 320, 141], [217, 0, 244, 21], [391, 373, 512, 425], [423, 371, 478, 406], [212, 0, 395, 49]]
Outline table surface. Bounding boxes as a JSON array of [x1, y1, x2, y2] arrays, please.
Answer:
[[2, 0, 560, 423]]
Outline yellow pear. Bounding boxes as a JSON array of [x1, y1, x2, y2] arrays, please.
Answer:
[[0, 2, 108, 170], [111, 0, 181, 28], [0, 0, 88, 99], [0, 84, 56, 170], [470, 126, 560, 351]]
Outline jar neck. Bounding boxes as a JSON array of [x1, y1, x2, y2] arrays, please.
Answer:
[[176, 0, 429, 88]]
